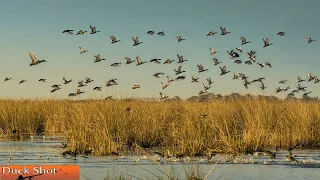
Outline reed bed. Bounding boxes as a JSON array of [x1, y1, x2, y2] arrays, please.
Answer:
[[0, 98, 319, 156]]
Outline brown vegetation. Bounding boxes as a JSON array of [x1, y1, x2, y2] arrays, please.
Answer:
[[0, 96, 319, 156]]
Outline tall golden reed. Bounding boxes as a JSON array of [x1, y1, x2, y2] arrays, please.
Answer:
[[0, 97, 319, 156]]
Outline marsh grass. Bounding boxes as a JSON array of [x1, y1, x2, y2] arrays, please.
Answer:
[[0, 98, 320, 156]]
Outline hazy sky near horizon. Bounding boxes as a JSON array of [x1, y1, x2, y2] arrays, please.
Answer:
[[0, 0, 319, 100]]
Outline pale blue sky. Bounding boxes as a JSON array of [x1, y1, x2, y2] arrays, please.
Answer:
[[0, 0, 319, 99]]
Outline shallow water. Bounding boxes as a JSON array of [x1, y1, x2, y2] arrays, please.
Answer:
[[0, 137, 319, 180]]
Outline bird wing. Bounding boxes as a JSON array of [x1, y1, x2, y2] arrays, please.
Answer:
[[29, 52, 37, 63], [223, 66, 227, 72], [136, 56, 142, 63]]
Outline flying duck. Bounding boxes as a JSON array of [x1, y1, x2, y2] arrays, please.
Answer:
[[150, 58, 161, 64], [76, 30, 87, 35], [287, 92, 295, 98], [132, 36, 143, 46], [314, 76, 319, 83], [197, 64, 208, 73], [161, 82, 169, 89], [79, 47, 88, 54], [234, 60, 242, 64], [296, 83, 307, 91], [4, 77, 12, 81], [206, 31, 217, 36], [306, 37, 315, 44], [50, 86, 61, 93], [167, 76, 174, 83], [111, 62, 122, 67], [307, 73, 315, 81], [68, 93, 77, 97], [245, 61, 252, 65], [94, 54, 106, 63], [279, 80, 287, 84], [212, 58, 222, 66], [19, 79, 26, 84], [240, 37, 251, 45], [298, 75, 305, 83], [132, 85, 140, 89], [175, 75, 186, 81], [283, 86, 290, 92], [157, 31, 165, 36], [147, 30, 155, 35], [251, 77, 265, 83], [63, 77, 72, 84], [206, 78, 213, 85], [174, 65, 185, 75], [235, 47, 243, 53], [220, 66, 230, 75], [29, 52, 47, 66], [124, 57, 135, 64], [191, 76, 199, 83], [259, 82, 267, 90], [93, 87, 102, 91], [163, 59, 175, 64], [160, 92, 169, 99], [292, 89, 300, 93], [136, 56, 147, 66], [78, 80, 87, 87], [153, 72, 165, 78], [107, 79, 118, 85], [209, 48, 218, 55], [75, 89, 85, 95], [276, 87, 283, 93], [303, 91, 312, 96], [105, 96, 113, 100], [198, 90, 207, 95], [38, 79, 46, 82], [220, 26, 230, 35], [177, 54, 188, 63], [227, 49, 239, 58], [277, 32, 285, 36], [62, 30, 73, 35], [110, 35, 120, 44], [203, 83, 211, 91], [85, 77, 93, 84], [176, 36, 185, 43], [262, 38, 273, 47], [89, 25, 100, 34], [233, 72, 239, 80]]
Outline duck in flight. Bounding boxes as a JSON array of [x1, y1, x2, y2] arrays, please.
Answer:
[[132, 36, 143, 46], [306, 37, 315, 44], [4, 77, 12, 81], [38, 79, 46, 82], [89, 25, 100, 34], [124, 57, 135, 64], [76, 30, 87, 35], [62, 30, 73, 35], [79, 47, 88, 54], [263, 38, 273, 47], [220, 66, 230, 75], [146, 30, 155, 35], [63, 77, 72, 84], [29, 52, 47, 66], [176, 36, 185, 43], [220, 26, 230, 35], [136, 56, 147, 66], [94, 54, 106, 63], [240, 37, 251, 45], [110, 35, 120, 44], [206, 31, 217, 36]]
